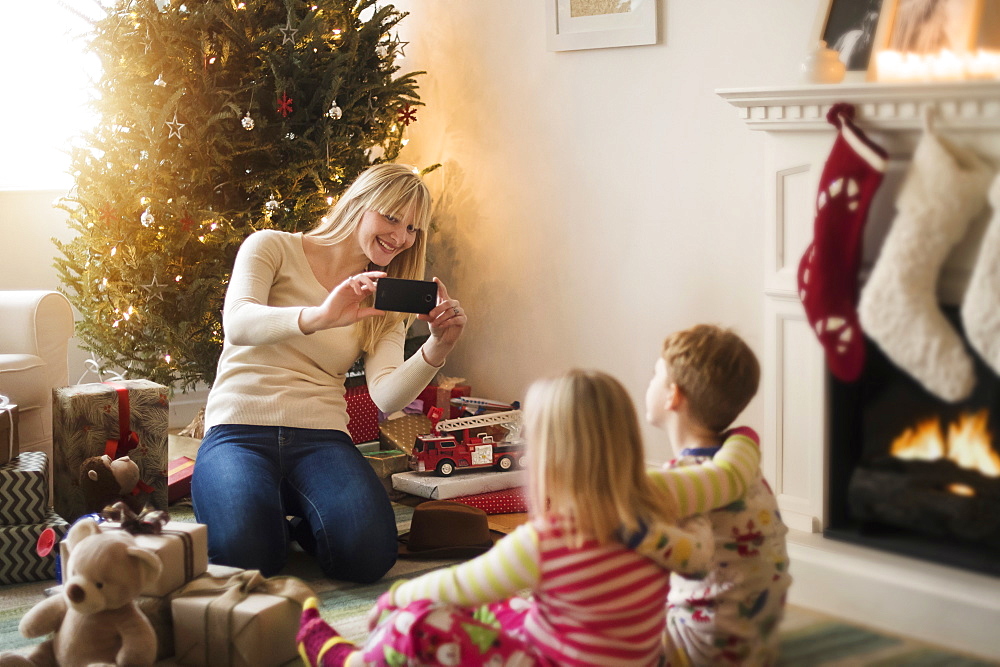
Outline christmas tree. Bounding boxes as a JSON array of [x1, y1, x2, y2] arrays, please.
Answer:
[[55, 0, 425, 391]]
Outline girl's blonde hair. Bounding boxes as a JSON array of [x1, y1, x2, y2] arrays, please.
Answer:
[[524, 369, 678, 546], [306, 163, 433, 353]]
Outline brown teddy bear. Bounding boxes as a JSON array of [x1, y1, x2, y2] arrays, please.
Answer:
[[79, 455, 147, 516], [0, 517, 162, 666]]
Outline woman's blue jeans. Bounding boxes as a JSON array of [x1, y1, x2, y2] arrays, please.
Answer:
[[191, 424, 397, 583]]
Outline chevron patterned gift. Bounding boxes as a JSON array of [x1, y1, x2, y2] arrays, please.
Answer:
[[0, 508, 68, 585], [0, 451, 48, 526], [53, 380, 169, 523]]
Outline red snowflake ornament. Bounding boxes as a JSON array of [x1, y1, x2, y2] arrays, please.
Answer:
[[397, 104, 417, 126], [99, 205, 117, 226], [179, 214, 196, 232], [278, 92, 294, 118]]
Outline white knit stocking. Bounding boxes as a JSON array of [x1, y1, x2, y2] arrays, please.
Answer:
[[858, 121, 993, 402], [961, 173, 1000, 376]]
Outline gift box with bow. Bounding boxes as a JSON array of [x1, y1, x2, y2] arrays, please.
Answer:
[[52, 380, 168, 522], [59, 504, 208, 597], [171, 568, 315, 666], [417, 376, 471, 419]]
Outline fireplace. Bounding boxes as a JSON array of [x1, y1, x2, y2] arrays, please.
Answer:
[[826, 308, 1000, 577], [718, 80, 1000, 660]]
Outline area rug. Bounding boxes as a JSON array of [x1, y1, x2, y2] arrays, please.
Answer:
[[1, 503, 997, 666]]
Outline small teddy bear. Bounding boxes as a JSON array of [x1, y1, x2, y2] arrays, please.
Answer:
[[0, 517, 162, 667], [79, 455, 147, 515]]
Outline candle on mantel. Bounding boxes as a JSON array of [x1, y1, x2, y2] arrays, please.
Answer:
[[875, 49, 1000, 82]]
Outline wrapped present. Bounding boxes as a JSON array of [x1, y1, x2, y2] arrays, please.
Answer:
[[451, 487, 528, 515], [168, 456, 195, 504], [0, 400, 19, 466], [0, 451, 49, 525], [378, 414, 431, 456], [392, 470, 527, 500], [172, 568, 315, 666], [53, 380, 169, 522], [418, 377, 471, 419], [0, 508, 68, 584], [60, 511, 208, 597], [345, 384, 379, 444]]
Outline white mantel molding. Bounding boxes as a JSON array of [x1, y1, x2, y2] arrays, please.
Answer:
[[717, 80, 1000, 131]]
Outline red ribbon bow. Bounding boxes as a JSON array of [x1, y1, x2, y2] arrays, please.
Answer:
[[103, 382, 140, 459]]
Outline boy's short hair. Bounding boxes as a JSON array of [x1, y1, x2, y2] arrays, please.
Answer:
[[661, 324, 760, 433]]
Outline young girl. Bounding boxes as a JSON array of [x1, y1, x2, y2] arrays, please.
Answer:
[[297, 369, 762, 666]]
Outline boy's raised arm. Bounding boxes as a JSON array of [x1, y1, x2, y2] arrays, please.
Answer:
[[648, 426, 761, 517]]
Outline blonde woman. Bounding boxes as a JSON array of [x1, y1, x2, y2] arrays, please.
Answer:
[[297, 369, 739, 666], [192, 164, 466, 583]]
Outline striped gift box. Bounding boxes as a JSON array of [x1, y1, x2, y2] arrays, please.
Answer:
[[0, 508, 68, 585], [0, 451, 48, 525]]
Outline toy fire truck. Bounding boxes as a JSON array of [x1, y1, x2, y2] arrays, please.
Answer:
[[410, 409, 525, 477]]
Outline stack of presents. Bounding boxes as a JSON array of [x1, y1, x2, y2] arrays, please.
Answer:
[[0, 372, 525, 663], [0, 381, 310, 665], [347, 374, 529, 515]]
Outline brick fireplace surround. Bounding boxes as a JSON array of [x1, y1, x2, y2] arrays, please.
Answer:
[[718, 81, 1000, 661]]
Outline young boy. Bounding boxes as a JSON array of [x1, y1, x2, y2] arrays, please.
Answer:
[[646, 324, 791, 666]]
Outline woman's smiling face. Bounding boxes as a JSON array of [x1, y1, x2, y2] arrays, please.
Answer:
[[356, 208, 418, 266]]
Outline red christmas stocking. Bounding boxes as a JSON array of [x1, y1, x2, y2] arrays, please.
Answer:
[[797, 103, 889, 382]]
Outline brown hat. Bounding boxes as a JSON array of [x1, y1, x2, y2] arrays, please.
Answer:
[[398, 501, 505, 559]]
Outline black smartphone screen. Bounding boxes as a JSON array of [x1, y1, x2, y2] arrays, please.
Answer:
[[374, 277, 437, 315]]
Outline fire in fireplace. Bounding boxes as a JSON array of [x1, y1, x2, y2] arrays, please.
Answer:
[[827, 308, 1000, 577]]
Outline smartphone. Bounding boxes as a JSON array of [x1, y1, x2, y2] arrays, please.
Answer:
[[374, 277, 437, 315]]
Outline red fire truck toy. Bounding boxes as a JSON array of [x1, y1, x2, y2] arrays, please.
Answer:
[[410, 409, 525, 477]]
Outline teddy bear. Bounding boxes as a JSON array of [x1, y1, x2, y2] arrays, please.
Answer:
[[79, 455, 147, 516], [0, 517, 162, 667]]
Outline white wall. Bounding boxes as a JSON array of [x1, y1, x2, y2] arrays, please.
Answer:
[[393, 0, 819, 461]]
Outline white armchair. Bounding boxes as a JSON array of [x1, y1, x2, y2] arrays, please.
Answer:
[[0, 290, 74, 462]]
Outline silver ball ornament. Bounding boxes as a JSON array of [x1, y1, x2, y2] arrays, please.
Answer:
[[241, 113, 255, 130], [141, 210, 155, 227], [326, 101, 343, 120]]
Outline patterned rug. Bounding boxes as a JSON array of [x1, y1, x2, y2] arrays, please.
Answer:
[[1, 503, 996, 666]]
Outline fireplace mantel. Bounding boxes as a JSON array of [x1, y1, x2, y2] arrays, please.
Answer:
[[718, 80, 1000, 661], [718, 80, 1000, 131]]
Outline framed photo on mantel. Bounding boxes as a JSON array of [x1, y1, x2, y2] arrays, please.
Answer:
[[813, 0, 888, 81], [546, 0, 657, 52]]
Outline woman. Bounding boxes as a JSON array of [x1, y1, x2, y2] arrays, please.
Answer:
[[191, 163, 466, 583]]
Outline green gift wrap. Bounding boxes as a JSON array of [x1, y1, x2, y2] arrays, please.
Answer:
[[0, 508, 68, 585], [52, 380, 169, 523]]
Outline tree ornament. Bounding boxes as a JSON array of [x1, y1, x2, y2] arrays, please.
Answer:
[[153, 74, 166, 87], [859, 113, 992, 402], [326, 100, 343, 120], [165, 112, 184, 140], [265, 197, 280, 212], [397, 104, 417, 126], [285, 132, 296, 140], [376, 43, 389, 59], [141, 210, 155, 227], [179, 215, 195, 232], [280, 20, 298, 45], [241, 112, 255, 130], [277, 92, 293, 118], [797, 103, 888, 383], [142, 274, 166, 302]]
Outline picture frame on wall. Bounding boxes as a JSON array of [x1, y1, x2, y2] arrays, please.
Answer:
[[812, 0, 888, 81], [874, 0, 985, 55], [546, 0, 657, 52]]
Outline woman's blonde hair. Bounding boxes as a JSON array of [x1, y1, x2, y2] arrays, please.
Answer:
[[524, 369, 678, 546], [306, 163, 432, 352]]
